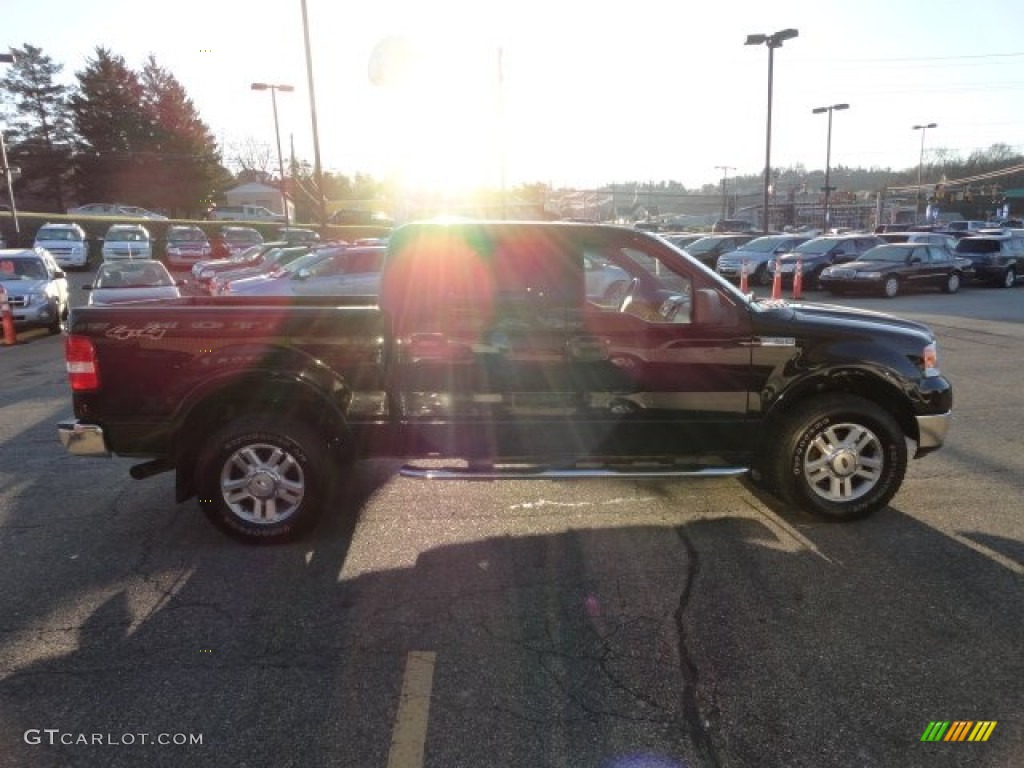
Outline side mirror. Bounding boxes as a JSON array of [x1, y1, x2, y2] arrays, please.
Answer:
[[54, 270, 66, 279], [296, 268, 311, 280], [909, 256, 922, 265], [82, 285, 92, 291]]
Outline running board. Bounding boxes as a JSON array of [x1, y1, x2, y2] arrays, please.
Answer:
[[399, 464, 750, 480]]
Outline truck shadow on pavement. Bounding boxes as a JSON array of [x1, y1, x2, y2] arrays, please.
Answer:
[[0, 462, 1020, 768]]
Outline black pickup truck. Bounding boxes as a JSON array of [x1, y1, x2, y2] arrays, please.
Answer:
[[58, 221, 953, 542]]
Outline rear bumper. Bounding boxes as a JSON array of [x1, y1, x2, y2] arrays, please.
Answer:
[[58, 420, 111, 457]]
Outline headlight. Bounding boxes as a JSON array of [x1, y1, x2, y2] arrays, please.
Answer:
[[199, 269, 214, 280], [29, 291, 49, 306], [858, 271, 882, 279]]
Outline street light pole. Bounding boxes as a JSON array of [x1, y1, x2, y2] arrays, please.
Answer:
[[913, 123, 937, 222], [746, 28, 799, 234], [251, 82, 295, 228], [299, 0, 327, 232], [0, 51, 19, 236], [715, 165, 735, 221], [812, 103, 849, 231]]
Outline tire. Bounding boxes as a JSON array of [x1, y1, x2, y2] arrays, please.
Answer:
[[942, 272, 960, 294], [999, 267, 1016, 289], [765, 394, 907, 521], [754, 264, 771, 287], [47, 301, 65, 335], [196, 415, 328, 542], [882, 276, 899, 298]]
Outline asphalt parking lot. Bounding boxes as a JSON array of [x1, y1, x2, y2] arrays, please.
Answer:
[[0, 275, 1020, 767]]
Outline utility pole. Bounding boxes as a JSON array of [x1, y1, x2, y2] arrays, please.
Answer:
[[715, 165, 735, 221]]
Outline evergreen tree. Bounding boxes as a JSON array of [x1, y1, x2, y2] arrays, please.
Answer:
[[70, 47, 150, 205], [0, 44, 76, 211], [139, 55, 230, 217]]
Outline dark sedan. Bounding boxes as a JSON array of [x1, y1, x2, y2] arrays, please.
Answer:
[[684, 234, 757, 268], [819, 243, 973, 298]]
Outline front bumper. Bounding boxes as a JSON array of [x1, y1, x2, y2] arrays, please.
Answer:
[[11, 299, 58, 328], [58, 420, 111, 457], [915, 411, 951, 456]]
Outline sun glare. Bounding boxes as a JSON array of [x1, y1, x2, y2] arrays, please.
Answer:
[[369, 34, 504, 196]]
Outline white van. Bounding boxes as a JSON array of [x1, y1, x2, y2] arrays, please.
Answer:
[[34, 222, 90, 269]]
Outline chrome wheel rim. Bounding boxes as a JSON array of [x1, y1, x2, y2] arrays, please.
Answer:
[[948, 273, 960, 292], [884, 278, 898, 297], [802, 422, 884, 503], [1004, 270, 1015, 288], [220, 442, 305, 524]]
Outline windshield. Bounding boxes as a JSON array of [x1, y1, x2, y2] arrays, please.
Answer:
[[794, 239, 836, 255], [686, 238, 723, 255], [858, 246, 910, 262], [37, 229, 80, 241], [737, 236, 787, 253], [0, 258, 47, 280], [107, 229, 147, 242], [169, 228, 206, 242], [95, 262, 173, 287]]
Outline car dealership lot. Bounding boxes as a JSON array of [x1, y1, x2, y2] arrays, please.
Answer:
[[0, 287, 1020, 767]]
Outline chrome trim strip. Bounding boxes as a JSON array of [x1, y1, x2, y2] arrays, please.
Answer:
[[57, 421, 111, 457], [400, 465, 749, 480]]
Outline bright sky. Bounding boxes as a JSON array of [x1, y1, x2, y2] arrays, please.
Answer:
[[4, 0, 1024, 194]]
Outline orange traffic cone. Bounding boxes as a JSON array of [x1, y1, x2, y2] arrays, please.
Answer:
[[792, 258, 804, 300], [0, 285, 16, 346], [739, 259, 749, 293], [771, 257, 782, 300]]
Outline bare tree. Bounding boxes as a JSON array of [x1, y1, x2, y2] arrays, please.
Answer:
[[227, 137, 274, 182]]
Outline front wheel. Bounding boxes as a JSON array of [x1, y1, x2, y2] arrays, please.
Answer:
[[882, 276, 899, 298], [196, 416, 328, 542], [765, 394, 907, 521], [999, 267, 1016, 288]]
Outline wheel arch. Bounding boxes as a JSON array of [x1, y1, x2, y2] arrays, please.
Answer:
[[172, 371, 352, 503], [762, 368, 919, 449]]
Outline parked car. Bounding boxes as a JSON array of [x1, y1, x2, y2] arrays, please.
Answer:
[[209, 246, 312, 295], [660, 232, 706, 251], [768, 235, 884, 288], [219, 226, 264, 257], [226, 246, 385, 297], [945, 220, 988, 235], [190, 241, 285, 288], [85, 260, 182, 305], [954, 233, 1024, 288], [0, 247, 68, 333], [819, 243, 972, 297], [101, 224, 153, 261], [277, 227, 321, 246], [164, 226, 212, 269], [68, 203, 167, 220], [684, 234, 757, 268], [584, 253, 632, 305], [34, 222, 90, 270], [716, 235, 813, 286], [712, 218, 756, 233]]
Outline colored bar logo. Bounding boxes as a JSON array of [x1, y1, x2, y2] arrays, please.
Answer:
[[921, 721, 997, 742]]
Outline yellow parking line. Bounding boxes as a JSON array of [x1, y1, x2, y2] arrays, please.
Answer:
[[387, 651, 437, 768]]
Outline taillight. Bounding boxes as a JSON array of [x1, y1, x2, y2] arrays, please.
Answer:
[[66, 335, 100, 391]]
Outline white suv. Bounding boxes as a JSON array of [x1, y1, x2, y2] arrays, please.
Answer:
[[34, 223, 90, 270], [101, 224, 153, 261]]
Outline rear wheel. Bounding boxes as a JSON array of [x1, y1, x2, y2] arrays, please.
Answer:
[[765, 394, 907, 521], [754, 263, 771, 286], [196, 415, 328, 542]]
